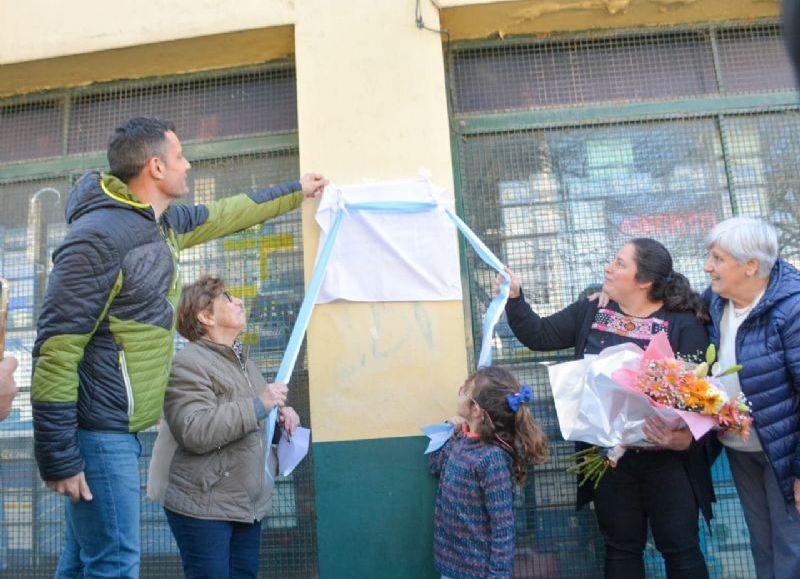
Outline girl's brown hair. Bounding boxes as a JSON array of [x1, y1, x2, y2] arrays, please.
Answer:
[[176, 275, 225, 342], [470, 366, 549, 484]]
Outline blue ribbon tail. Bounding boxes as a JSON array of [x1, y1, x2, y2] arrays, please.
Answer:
[[266, 208, 345, 480], [443, 208, 509, 368]]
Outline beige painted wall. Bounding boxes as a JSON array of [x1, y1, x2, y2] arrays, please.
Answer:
[[1, 0, 780, 68], [0, 0, 781, 96], [0, 0, 295, 64], [295, 0, 468, 442]]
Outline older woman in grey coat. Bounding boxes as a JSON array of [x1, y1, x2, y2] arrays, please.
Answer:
[[161, 275, 300, 579], [704, 217, 800, 579]]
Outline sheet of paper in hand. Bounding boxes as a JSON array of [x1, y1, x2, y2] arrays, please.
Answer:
[[277, 426, 311, 477]]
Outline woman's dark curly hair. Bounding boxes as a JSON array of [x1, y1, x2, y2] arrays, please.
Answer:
[[630, 238, 709, 323]]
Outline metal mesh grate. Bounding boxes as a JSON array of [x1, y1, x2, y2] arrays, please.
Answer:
[[451, 19, 797, 579], [0, 103, 64, 164], [67, 69, 298, 155], [717, 25, 796, 93], [0, 66, 297, 166], [452, 31, 717, 113], [722, 111, 800, 267], [461, 120, 729, 352], [0, 65, 317, 578], [452, 23, 794, 115]]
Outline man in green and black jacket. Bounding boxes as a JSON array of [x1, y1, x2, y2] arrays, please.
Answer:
[[31, 117, 327, 578]]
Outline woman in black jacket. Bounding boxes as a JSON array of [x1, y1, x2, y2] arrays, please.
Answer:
[[502, 238, 713, 579]]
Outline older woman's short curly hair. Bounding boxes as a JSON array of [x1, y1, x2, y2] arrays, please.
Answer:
[[705, 217, 779, 278], [176, 275, 225, 342]]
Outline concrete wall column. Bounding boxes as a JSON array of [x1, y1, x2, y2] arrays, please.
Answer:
[[294, 1, 468, 577]]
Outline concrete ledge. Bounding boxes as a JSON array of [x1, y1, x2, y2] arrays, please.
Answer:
[[0, 25, 294, 98]]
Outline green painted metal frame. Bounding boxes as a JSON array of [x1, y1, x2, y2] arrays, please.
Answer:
[[0, 132, 299, 183], [449, 130, 478, 370], [442, 33, 480, 370], [453, 92, 800, 135]]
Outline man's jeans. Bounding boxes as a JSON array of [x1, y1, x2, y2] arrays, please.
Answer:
[[54, 429, 142, 579], [164, 508, 262, 579]]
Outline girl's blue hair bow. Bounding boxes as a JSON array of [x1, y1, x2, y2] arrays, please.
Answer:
[[506, 384, 533, 412]]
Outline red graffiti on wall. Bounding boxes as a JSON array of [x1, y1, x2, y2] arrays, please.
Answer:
[[618, 212, 718, 237]]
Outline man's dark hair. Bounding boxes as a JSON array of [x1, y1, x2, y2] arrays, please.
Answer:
[[107, 117, 176, 183]]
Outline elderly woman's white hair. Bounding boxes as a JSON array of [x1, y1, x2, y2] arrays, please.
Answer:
[[704, 217, 778, 278]]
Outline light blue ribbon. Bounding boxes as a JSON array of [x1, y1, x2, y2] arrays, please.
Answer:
[[343, 201, 439, 213], [265, 208, 344, 480], [442, 208, 510, 368], [265, 196, 510, 477]]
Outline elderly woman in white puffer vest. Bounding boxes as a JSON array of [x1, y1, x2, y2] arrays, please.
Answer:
[[158, 275, 299, 579]]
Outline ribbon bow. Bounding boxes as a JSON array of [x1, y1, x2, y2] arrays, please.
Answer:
[[506, 385, 533, 412]]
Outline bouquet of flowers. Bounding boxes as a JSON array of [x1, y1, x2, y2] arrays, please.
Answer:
[[548, 332, 752, 488]]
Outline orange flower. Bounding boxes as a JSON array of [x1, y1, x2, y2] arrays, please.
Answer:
[[628, 356, 751, 435]]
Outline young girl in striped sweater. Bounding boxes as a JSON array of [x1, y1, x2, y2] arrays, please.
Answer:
[[429, 366, 549, 579]]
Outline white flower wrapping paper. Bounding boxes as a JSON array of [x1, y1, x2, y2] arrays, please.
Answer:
[[547, 342, 715, 448]]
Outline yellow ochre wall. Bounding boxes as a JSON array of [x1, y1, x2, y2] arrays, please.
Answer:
[[295, 0, 467, 444], [436, 0, 779, 40]]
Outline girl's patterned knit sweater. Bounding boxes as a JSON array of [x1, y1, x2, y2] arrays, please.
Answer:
[[429, 434, 515, 579]]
